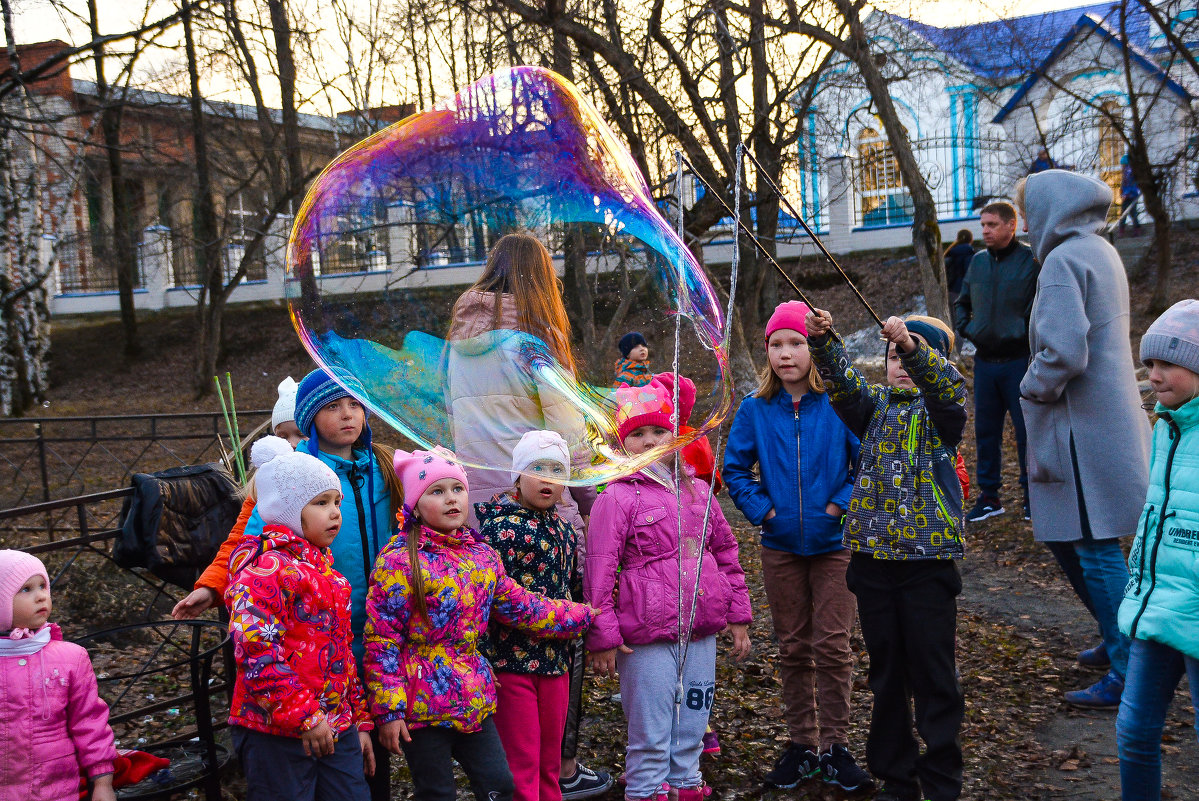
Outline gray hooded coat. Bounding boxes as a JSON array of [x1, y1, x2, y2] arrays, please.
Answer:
[[1019, 170, 1150, 542]]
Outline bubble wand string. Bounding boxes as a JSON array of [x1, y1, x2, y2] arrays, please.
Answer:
[[741, 147, 884, 328]]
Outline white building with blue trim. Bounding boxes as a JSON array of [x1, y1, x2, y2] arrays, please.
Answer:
[[793, 2, 1198, 254]]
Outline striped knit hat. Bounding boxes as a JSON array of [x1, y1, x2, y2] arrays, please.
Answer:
[[294, 368, 372, 454]]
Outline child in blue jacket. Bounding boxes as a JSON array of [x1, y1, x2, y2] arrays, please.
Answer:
[[723, 301, 869, 793]]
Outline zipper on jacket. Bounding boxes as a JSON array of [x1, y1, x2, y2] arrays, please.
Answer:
[[1129, 419, 1181, 639], [1134, 507, 1154, 593], [795, 403, 803, 551], [349, 464, 371, 586]]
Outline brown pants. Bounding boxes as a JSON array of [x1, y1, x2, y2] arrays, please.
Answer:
[[760, 546, 857, 750]]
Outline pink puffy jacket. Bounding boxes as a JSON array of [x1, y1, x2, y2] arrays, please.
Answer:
[[0, 624, 116, 800], [584, 471, 752, 652]]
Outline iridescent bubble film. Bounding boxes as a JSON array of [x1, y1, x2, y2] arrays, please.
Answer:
[[287, 67, 730, 484]]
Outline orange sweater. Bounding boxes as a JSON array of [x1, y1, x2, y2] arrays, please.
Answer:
[[195, 496, 254, 594]]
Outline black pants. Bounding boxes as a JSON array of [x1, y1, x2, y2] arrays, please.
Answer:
[[847, 554, 964, 801], [400, 717, 514, 801], [369, 729, 391, 800], [561, 636, 585, 760], [973, 356, 1029, 498]]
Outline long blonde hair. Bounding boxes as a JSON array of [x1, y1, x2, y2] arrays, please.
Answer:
[[454, 233, 577, 375]]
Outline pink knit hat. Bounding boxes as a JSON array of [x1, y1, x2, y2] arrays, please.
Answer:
[[0, 550, 50, 632], [764, 300, 812, 342], [614, 379, 676, 442], [652, 372, 697, 426], [394, 447, 470, 511]]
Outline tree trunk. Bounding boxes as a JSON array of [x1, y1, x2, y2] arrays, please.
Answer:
[[183, 0, 224, 396], [1143, 184, 1172, 312], [88, 0, 139, 358], [838, 0, 948, 322]]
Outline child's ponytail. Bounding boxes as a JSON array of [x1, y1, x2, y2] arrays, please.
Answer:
[[405, 517, 432, 627]]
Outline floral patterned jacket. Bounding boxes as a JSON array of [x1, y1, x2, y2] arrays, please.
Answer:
[[226, 525, 371, 737], [477, 494, 580, 676], [364, 525, 592, 733]]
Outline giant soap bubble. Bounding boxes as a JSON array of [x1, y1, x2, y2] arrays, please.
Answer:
[[287, 66, 731, 485]]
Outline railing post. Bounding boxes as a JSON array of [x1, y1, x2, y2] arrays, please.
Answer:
[[34, 422, 50, 503]]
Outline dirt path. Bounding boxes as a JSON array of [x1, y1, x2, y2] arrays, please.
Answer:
[[958, 521, 1197, 800]]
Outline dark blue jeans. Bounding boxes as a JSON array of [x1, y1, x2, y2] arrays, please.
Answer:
[[400, 716, 514, 801], [1116, 638, 1199, 801], [232, 725, 370, 801], [973, 356, 1029, 499]]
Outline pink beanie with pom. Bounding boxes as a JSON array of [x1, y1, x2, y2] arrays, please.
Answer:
[[614, 379, 676, 442], [394, 447, 470, 510], [0, 550, 50, 632]]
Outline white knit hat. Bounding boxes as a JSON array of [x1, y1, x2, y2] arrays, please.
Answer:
[[271, 377, 299, 432], [511, 430, 570, 482], [253, 436, 341, 536], [0, 550, 50, 632]]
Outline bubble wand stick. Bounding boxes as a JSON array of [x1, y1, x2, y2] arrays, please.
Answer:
[[742, 146, 884, 328]]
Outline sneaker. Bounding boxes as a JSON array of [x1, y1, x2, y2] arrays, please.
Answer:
[[701, 728, 721, 756], [763, 744, 820, 789], [561, 763, 615, 800], [966, 496, 1005, 522], [1077, 643, 1111, 671], [1064, 670, 1124, 709], [819, 744, 873, 792]]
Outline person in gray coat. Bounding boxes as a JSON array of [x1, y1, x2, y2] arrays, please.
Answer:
[[1017, 170, 1151, 708]]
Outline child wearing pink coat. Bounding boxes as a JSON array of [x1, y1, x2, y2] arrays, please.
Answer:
[[0, 550, 117, 801], [585, 380, 753, 801]]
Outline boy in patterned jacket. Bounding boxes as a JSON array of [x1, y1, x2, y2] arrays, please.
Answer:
[[805, 308, 967, 801], [226, 437, 373, 801]]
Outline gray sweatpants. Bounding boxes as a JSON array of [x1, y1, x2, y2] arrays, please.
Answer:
[[618, 636, 716, 799]]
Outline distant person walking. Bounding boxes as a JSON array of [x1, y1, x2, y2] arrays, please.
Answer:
[[953, 202, 1038, 521], [1029, 148, 1055, 174], [1016, 170, 1151, 709], [942, 230, 974, 305], [1120, 155, 1143, 237]]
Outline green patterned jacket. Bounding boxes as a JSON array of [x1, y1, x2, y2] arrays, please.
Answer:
[[810, 332, 968, 560]]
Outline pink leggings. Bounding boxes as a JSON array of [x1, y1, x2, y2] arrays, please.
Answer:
[[493, 672, 570, 801]]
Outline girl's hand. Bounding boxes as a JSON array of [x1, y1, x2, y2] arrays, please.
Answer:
[[763, 509, 776, 521], [881, 316, 916, 353], [825, 502, 843, 519], [805, 307, 833, 337], [90, 774, 115, 801], [359, 730, 376, 776], [301, 718, 335, 758], [171, 587, 218, 620], [379, 718, 411, 755], [587, 645, 632, 679], [727, 624, 751, 661]]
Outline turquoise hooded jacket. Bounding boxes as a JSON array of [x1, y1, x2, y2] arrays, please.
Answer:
[[243, 439, 393, 664], [1118, 396, 1199, 660]]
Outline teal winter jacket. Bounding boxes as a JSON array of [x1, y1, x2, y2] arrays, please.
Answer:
[[1118, 397, 1199, 660], [243, 440, 394, 663]]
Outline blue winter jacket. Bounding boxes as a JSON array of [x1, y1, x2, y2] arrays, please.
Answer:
[[1118, 397, 1199, 660], [243, 439, 394, 663], [723, 388, 859, 556]]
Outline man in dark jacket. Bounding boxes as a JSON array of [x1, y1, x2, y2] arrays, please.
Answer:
[[953, 201, 1039, 521]]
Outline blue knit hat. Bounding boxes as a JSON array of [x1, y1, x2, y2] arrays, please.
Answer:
[[619, 331, 648, 358], [294, 368, 372, 454]]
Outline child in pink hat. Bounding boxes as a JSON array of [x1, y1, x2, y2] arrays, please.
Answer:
[[0, 550, 117, 800], [364, 447, 594, 801], [586, 381, 753, 801]]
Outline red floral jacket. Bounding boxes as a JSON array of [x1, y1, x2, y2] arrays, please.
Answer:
[[226, 525, 371, 737]]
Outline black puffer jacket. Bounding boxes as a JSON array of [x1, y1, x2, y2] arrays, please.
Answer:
[[953, 240, 1039, 360]]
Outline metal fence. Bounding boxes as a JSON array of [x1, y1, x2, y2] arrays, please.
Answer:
[[849, 133, 1013, 228], [0, 410, 271, 511]]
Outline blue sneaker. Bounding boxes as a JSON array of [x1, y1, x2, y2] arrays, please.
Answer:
[[1064, 670, 1124, 709], [1077, 643, 1111, 671]]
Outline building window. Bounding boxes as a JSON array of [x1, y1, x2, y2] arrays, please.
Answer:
[[856, 126, 913, 226], [1097, 99, 1124, 200]]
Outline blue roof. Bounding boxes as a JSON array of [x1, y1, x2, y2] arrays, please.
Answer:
[[888, 3, 1153, 81]]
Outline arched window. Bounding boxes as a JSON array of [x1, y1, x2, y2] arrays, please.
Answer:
[[856, 126, 912, 226], [1097, 98, 1124, 199]]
